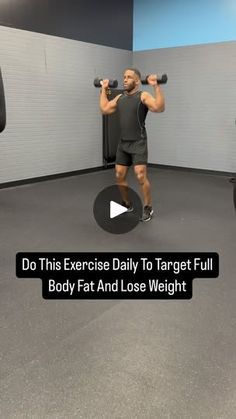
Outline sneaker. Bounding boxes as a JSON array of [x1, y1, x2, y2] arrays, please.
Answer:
[[122, 201, 134, 213], [140, 205, 154, 222]]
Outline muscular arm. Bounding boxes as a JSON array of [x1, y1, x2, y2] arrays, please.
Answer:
[[99, 79, 122, 114], [141, 75, 165, 113], [100, 89, 121, 115]]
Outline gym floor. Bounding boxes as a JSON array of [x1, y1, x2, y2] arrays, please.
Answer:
[[1, 167, 236, 418]]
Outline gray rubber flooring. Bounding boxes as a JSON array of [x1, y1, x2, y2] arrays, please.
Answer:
[[0, 167, 236, 418]]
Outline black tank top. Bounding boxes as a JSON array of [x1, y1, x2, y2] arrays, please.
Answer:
[[117, 91, 148, 141]]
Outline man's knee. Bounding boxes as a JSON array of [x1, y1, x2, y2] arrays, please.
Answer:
[[135, 168, 146, 185], [116, 168, 127, 183]]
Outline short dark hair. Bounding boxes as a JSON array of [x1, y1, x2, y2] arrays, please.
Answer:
[[125, 68, 141, 80]]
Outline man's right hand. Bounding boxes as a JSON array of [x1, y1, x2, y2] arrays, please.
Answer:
[[101, 79, 109, 89]]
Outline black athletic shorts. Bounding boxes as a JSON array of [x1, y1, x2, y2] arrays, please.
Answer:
[[115, 139, 148, 166]]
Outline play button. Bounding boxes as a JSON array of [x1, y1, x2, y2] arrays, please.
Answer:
[[93, 185, 142, 234], [110, 201, 127, 219]]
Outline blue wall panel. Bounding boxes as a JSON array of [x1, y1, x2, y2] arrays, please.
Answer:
[[134, 0, 236, 50]]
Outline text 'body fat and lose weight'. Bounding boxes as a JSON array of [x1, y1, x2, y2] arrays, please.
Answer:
[[16, 252, 219, 299]]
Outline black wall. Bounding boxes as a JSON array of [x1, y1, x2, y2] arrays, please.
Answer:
[[0, 0, 133, 50]]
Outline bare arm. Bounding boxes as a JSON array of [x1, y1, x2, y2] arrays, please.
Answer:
[[99, 79, 122, 114], [141, 75, 165, 113]]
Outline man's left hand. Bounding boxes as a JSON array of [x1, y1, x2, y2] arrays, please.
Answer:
[[147, 74, 158, 86]]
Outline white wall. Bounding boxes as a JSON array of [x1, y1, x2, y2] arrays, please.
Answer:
[[134, 42, 236, 172], [0, 25, 132, 183], [1, 25, 235, 182]]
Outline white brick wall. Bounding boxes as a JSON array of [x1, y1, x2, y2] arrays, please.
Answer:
[[0, 25, 132, 183], [1, 26, 235, 182], [134, 42, 236, 172]]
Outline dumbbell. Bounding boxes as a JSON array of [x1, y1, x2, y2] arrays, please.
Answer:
[[94, 77, 118, 88], [141, 74, 168, 85], [0, 68, 6, 133]]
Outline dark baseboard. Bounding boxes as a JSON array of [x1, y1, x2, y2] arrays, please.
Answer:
[[148, 163, 235, 178], [0, 165, 113, 190], [0, 163, 234, 190]]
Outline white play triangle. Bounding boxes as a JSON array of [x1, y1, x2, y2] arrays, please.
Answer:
[[110, 201, 127, 219]]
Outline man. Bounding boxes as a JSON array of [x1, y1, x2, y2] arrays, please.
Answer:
[[100, 68, 165, 222]]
